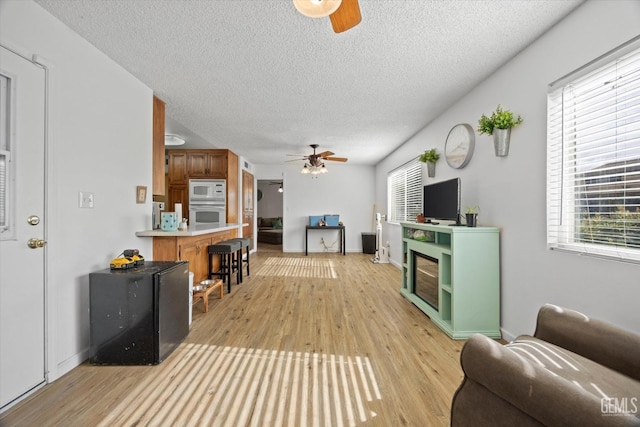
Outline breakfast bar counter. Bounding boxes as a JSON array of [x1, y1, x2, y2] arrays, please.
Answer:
[[136, 224, 244, 283], [135, 223, 242, 237]]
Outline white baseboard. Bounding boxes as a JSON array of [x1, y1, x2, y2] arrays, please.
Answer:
[[500, 328, 517, 342], [48, 348, 89, 382]]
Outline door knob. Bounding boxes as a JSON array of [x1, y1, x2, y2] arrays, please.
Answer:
[[27, 238, 47, 249], [27, 215, 40, 225]]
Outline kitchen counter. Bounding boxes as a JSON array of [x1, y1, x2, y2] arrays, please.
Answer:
[[136, 224, 246, 284], [135, 223, 243, 237]]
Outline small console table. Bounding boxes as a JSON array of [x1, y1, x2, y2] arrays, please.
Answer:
[[400, 222, 500, 339], [305, 225, 346, 256]]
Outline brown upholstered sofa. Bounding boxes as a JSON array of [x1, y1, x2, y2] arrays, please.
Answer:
[[257, 217, 283, 244], [451, 304, 640, 426]]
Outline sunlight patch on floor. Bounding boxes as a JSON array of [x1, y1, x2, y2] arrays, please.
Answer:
[[97, 343, 381, 427], [254, 257, 338, 279]]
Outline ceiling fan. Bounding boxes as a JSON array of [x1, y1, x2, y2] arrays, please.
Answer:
[[268, 181, 284, 192], [288, 144, 348, 174], [257, 181, 283, 200], [293, 0, 362, 33]]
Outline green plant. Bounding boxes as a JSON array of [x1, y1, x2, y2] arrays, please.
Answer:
[[466, 206, 480, 214], [579, 207, 640, 248], [419, 148, 440, 163], [477, 105, 523, 135]]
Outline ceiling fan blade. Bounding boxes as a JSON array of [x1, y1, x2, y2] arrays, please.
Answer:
[[330, 0, 361, 33], [317, 151, 335, 158], [325, 156, 348, 162]]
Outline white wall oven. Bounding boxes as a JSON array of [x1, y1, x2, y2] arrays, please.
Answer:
[[188, 179, 226, 226], [189, 204, 226, 227]]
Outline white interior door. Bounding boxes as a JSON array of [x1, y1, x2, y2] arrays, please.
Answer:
[[0, 46, 46, 410]]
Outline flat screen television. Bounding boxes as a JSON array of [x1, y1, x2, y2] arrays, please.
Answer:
[[423, 178, 461, 225]]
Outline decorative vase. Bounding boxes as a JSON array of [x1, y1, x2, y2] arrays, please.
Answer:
[[465, 213, 477, 227], [427, 162, 436, 178], [493, 128, 511, 157], [161, 212, 178, 231]]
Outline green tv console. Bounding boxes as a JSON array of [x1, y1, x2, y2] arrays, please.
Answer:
[[400, 222, 501, 339]]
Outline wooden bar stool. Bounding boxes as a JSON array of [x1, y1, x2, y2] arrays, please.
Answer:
[[208, 240, 241, 293], [192, 279, 223, 313], [227, 237, 250, 283]]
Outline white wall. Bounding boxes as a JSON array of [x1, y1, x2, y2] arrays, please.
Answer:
[[375, 0, 640, 338], [255, 163, 375, 253], [1, 0, 154, 380]]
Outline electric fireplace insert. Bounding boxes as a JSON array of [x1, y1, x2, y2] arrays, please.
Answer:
[[413, 252, 439, 311]]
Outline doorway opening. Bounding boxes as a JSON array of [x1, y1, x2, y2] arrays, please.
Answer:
[[256, 180, 283, 253]]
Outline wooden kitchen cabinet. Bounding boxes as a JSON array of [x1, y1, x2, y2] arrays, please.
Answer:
[[167, 149, 238, 224], [179, 237, 212, 283], [168, 151, 188, 185], [152, 229, 236, 284], [152, 96, 166, 196], [242, 169, 254, 248], [242, 213, 253, 247], [226, 151, 239, 224], [166, 149, 238, 225], [187, 151, 228, 178], [167, 184, 188, 218], [242, 169, 254, 212]]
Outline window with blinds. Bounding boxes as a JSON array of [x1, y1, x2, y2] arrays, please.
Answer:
[[547, 37, 640, 263], [0, 152, 7, 231], [0, 73, 11, 239], [388, 158, 422, 223]]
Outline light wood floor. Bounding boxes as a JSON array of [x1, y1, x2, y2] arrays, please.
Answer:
[[0, 251, 465, 427]]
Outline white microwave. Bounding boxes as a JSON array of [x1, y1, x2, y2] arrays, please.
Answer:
[[189, 179, 226, 203]]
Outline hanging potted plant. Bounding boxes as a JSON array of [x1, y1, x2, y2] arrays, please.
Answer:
[[477, 105, 523, 157], [419, 148, 440, 178]]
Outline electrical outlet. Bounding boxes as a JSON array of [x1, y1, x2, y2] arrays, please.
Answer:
[[79, 191, 94, 208]]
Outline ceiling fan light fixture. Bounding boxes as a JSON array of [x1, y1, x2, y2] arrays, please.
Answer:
[[293, 0, 342, 18], [295, 145, 339, 175], [164, 134, 185, 146]]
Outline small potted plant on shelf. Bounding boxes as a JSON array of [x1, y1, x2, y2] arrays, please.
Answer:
[[465, 206, 480, 227], [477, 105, 523, 157], [419, 148, 440, 177]]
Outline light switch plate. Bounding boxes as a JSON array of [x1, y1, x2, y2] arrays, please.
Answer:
[[79, 191, 94, 208]]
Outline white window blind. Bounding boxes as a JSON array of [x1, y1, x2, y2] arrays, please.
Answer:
[[0, 74, 9, 236], [388, 158, 422, 223], [0, 152, 7, 231], [547, 37, 640, 263]]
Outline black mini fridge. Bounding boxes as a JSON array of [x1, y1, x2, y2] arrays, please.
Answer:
[[89, 261, 189, 365]]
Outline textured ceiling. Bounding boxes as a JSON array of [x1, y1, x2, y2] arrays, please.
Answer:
[[34, 0, 583, 165]]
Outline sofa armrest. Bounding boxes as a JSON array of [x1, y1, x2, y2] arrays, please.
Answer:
[[534, 304, 640, 381], [458, 334, 618, 427]]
